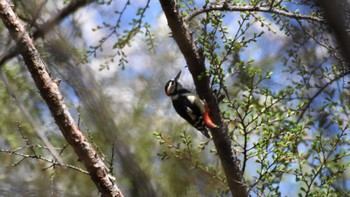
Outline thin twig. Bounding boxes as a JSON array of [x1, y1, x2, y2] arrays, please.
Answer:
[[0, 70, 63, 164], [185, 5, 325, 23], [296, 71, 350, 123], [0, 148, 88, 174]]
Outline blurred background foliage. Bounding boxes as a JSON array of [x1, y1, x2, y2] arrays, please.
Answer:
[[0, 0, 349, 196]]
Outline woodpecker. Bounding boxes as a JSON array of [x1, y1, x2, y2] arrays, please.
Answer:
[[165, 71, 217, 138]]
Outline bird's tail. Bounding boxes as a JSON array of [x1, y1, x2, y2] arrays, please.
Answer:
[[199, 128, 211, 138]]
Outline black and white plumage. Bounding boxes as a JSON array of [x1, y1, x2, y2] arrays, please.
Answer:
[[165, 71, 212, 138]]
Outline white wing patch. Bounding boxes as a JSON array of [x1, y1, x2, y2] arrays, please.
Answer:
[[186, 107, 196, 120], [186, 94, 206, 113], [186, 95, 197, 103]]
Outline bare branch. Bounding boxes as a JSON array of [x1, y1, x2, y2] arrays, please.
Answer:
[[33, 0, 95, 38], [0, 148, 89, 174], [0, 70, 63, 164], [0, 1, 122, 196], [185, 4, 325, 23], [0, 0, 95, 67]]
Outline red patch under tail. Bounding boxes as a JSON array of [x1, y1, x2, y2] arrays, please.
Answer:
[[203, 105, 218, 128]]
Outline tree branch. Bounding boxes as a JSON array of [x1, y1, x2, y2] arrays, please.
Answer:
[[159, 1, 248, 196], [58, 59, 158, 196], [296, 71, 350, 123], [0, 69, 64, 164], [0, 0, 95, 67], [318, 0, 350, 66], [0, 147, 89, 174], [0, 1, 122, 196], [185, 4, 325, 23]]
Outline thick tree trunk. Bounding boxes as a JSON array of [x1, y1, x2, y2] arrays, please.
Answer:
[[318, 0, 350, 66], [0, 1, 123, 196], [159, 1, 248, 196]]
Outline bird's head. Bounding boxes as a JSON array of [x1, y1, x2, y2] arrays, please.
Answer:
[[165, 70, 182, 96]]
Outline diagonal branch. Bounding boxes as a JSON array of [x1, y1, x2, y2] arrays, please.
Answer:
[[159, 1, 248, 196], [0, 0, 95, 67], [185, 4, 325, 23], [0, 1, 122, 196], [296, 71, 350, 123]]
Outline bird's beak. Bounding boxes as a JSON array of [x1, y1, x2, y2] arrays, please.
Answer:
[[174, 70, 181, 81]]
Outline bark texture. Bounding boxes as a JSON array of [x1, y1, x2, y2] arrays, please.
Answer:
[[159, 1, 248, 196], [0, 1, 123, 196], [318, 0, 350, 66]]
